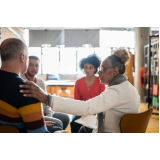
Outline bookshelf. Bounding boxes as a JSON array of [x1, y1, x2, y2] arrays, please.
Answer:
[[144, 35, 159, 115]]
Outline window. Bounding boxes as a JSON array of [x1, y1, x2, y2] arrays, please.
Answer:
[[27, 30, 135, 75], [42, 47, 59, 75], [59, 48, 76, 74], [94, 47, 111, 63]]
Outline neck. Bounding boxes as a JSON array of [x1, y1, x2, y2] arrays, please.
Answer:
[[109, 74, 128, 87], [85, 74, 95, 80], [25, 72, 35, 81], [1, 61, 21, 75]]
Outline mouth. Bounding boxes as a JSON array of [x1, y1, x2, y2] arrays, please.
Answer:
[[31, 71, 37, 74]]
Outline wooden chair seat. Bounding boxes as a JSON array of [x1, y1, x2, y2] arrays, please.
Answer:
[[0, 125, 19, 133], [120, 108, 153, 133]]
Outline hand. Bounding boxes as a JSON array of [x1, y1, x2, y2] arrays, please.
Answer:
[[19, 81, 48, 103], [45, 121, 56, 127], [54, 130, 69, 133]]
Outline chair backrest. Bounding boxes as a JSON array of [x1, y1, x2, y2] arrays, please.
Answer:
[[120, 108, 153, 133], [0, 125, 19, 133]]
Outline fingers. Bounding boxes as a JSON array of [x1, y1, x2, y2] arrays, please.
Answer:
[[22, 93, 36, 98], [19, 81, 37, 89], [19, 84, 31, 89], [45, 121, 56, 127], [45, 121, 56, 124], [23, 81, 33, 84], [46, 124, 55, 127], [20, 90, 34, 94]]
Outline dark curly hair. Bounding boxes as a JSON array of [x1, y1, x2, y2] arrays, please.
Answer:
[[79, 54, 101, 74]]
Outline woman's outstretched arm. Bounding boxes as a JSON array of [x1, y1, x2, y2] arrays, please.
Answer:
[[19, 81, 120, 116]]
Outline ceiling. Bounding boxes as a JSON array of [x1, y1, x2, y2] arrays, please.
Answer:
[[25, 27, 159, 31], [25, 27, 134, 31]]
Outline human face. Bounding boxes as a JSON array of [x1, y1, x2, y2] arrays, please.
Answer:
[[98, 59, 118, 85], [27, 58, 39, 77], [83, 63, 96, 77]]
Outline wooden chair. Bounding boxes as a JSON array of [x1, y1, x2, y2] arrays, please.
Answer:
[[120, 108, 153, 133], [0, 125, 19, 133]]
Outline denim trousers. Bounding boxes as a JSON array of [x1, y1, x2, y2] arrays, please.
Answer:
[[52, 112, 70, 130], [44, 112, 70, 132]]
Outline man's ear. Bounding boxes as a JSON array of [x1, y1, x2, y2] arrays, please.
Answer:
[[20, 54, 25, 63]]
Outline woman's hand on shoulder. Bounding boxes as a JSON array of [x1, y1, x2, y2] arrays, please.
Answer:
[[19, 81, 48, 103]]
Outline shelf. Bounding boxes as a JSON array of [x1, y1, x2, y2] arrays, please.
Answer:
[[143, 36, 159, 110], [144, 41, 159, 47]]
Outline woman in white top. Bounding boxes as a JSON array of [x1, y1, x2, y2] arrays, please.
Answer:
[[20, 47, 140, 133]]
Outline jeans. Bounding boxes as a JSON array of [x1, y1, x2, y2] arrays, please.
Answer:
[[53, 112, 70, 130], [70, 115, 82, 133]]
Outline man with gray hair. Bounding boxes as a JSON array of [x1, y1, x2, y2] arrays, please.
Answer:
[[0, 38, 67, 133]]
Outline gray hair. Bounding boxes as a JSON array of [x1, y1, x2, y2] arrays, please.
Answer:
[[0, 38, 27, 62]]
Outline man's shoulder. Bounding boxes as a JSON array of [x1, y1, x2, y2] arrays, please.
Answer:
[[36, 77, 46, 87], [0, 73, 40, 109], [20, 74, 27, 81], [36, 77, 45, 83]]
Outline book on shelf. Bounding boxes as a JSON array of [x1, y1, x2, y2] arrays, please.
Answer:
[[152, 97, 158, 108], [153, 84, 158, 96]]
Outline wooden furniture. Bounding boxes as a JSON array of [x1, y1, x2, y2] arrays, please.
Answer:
[[45, 80, 75, 98], [125, 52, 133, 85], [120, 108, 153, 133], [0, 125, 19, 133]]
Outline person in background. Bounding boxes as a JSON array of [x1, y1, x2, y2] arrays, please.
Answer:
[[21, 56, 69, 132], [70, 54, 106, 133], [20, 47, 140, 133]]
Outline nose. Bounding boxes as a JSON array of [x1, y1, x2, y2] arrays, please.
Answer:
[[33, 66, 37, 69], [98, 71, 101, 75]]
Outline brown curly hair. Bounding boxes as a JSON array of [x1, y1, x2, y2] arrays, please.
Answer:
[[107, 47, 130, 74], [113, 47, 130, 64]]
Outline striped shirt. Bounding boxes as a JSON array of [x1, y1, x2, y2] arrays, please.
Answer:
[[21, 74, 53, 117], [0, 70, 49, 133]]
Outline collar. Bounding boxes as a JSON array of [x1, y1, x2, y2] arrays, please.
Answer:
[[24, 73, 37, 83]]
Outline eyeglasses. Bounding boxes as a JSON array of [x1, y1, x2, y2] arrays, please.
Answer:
[[98, 65, 114, 72]]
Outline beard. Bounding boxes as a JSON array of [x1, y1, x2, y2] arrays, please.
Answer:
[[27, 71, 35, 77]]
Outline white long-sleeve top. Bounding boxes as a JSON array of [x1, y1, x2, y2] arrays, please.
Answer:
[[50, 81, 140, 133], [21, 74, 53, 117]]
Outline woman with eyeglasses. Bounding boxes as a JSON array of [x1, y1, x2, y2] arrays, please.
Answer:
[[70, 54, 106, 133], [20, 47, 140, 133]]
